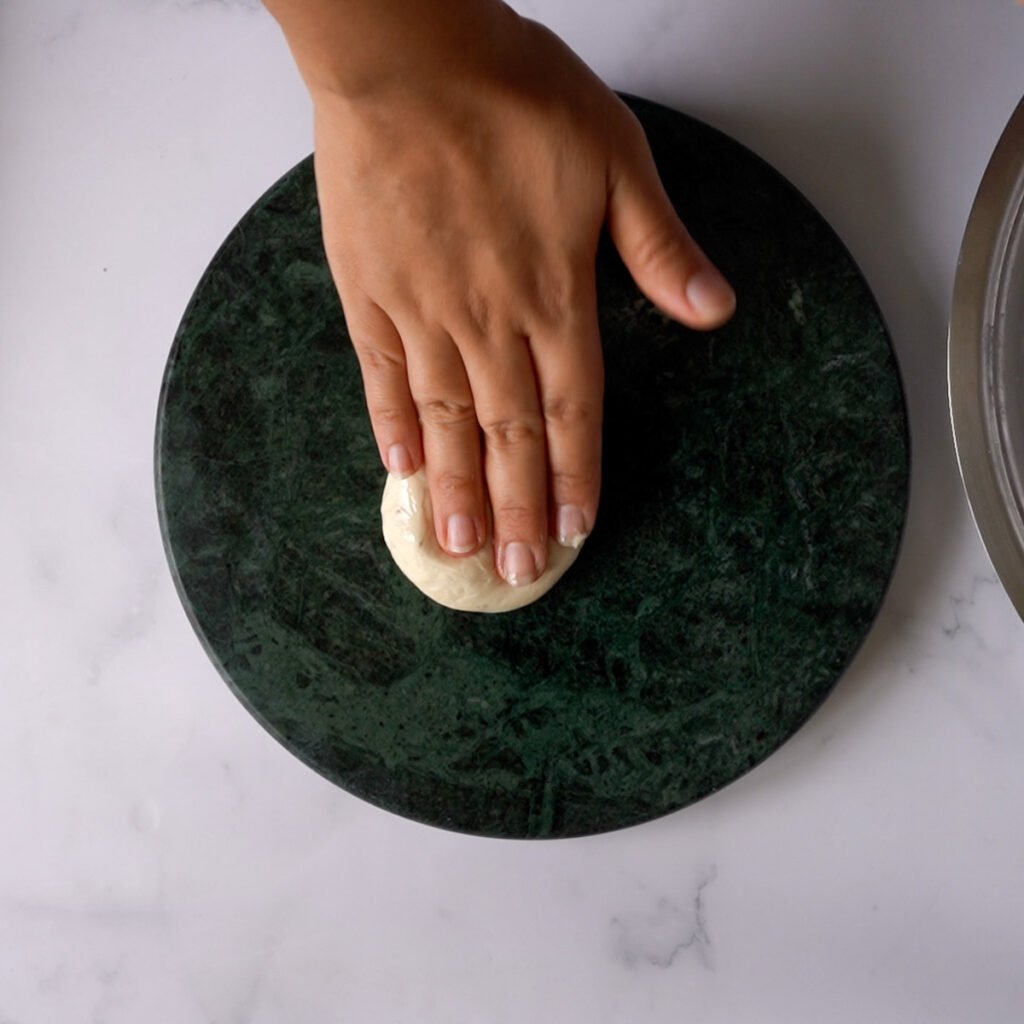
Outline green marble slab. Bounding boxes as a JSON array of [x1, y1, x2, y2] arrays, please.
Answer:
[[155, 94, 909, 838]]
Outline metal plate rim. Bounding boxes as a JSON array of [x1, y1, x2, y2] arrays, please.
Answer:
[[949, 94, 1024, 620]]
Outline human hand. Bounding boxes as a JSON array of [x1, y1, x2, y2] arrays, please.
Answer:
[[309, 6, 735, 586]]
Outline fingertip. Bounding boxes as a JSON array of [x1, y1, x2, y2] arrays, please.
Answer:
[[387, 442, 416, 477], [443, 512, 483, 557], [555, 503, 590, 549], [684, 267, 736, 329], [500, 540, 543, 587]]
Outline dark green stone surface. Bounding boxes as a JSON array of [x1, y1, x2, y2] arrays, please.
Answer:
[[156, 94, 909, 838]]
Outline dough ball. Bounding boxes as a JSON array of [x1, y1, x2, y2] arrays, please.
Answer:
[[380, 469, 583, 613]]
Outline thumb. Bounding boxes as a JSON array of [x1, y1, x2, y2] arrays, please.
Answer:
[[606, 133, 736, 330]]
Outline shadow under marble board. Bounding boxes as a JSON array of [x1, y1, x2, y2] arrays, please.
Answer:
[[155, 93, 909, 839]]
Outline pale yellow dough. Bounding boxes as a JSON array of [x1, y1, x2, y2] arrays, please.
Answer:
[[380, 469, 583, 613]]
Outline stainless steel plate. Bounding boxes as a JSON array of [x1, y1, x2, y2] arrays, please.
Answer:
[[949, 95, 1024, 620]]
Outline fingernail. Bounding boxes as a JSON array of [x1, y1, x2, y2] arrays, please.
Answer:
[[502, 542, 538, 587], [388, 443, 414, 477], [557, 505, 588, 549], [446, 514, 477, 554], [685, 267, 736, 321]]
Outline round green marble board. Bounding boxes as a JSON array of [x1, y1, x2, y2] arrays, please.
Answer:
[[156, 94, 909, 839]]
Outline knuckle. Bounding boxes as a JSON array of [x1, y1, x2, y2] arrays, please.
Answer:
[[481, 417, 543, 450], [532, 269, 583, 327], [369, 404, 407, 429], [543, 397, 596, 428], [493, 503, 539, 536], [435, 470, 478, 500], [552, 467, 599, 495], [418, 398, 476, 429], [633, 223, 686, 275], [462, 289, 493, 338], [359, 345, 404, 375]]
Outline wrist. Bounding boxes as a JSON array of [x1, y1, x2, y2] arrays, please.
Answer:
[[269, 0, 520, 102]]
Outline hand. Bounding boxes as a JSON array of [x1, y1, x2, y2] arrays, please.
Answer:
[[310, 8, 735, 585]]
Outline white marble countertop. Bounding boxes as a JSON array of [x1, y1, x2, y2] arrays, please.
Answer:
[[3, 1, 1024, 1020]]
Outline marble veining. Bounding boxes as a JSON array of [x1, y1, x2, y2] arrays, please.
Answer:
[[611, 868, 717, 971]]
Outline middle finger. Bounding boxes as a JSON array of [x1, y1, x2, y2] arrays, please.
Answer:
[[459, 328, 549, 587], [400, 321, 487, 559]]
